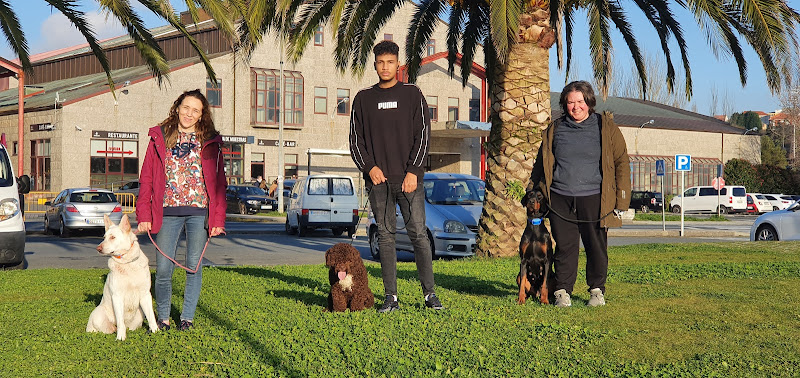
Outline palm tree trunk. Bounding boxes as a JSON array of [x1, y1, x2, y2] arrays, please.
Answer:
[[476, 11, 553, 257]]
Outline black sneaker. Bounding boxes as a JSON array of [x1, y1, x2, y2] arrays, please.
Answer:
[[156, 320, 171, 331], [378, 295, 399, 313], [425, 293, 444, 310], [178, 320, 194, 331]]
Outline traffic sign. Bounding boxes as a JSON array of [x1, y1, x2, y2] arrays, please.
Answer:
[[675, 154, 692, 171], [655, 160, 665, 176], [712, 177, 725, 190]]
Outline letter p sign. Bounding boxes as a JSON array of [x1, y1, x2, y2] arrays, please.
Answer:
[[675, 154, 692, 171]]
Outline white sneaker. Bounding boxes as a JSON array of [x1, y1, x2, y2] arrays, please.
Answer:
[[553, 289, 571, 308], [587, 288, 605, 307]]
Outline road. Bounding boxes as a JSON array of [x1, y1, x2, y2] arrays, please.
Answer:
[[15, 213, 755, 269]]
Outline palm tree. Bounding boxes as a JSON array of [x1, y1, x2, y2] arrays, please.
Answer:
[[0, 0, 246, 91], [243, 0, 800, 257]]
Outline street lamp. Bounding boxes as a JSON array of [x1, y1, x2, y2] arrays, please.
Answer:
[[639, 119, 655, 128], [635, 119, 655, 154], [743, 127, 758, 135]]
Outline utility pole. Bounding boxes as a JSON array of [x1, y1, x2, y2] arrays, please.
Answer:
[[277, 38, 285, 213]]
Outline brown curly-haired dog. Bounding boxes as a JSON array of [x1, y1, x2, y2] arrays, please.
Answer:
[[325, 243, 374, 312]]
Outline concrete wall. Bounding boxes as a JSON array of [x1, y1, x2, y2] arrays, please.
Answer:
[[620, 127, 761, 164]]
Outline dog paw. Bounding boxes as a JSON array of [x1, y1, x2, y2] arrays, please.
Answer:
[[516, 296, 527, 305], [116, 333, 126, 341]]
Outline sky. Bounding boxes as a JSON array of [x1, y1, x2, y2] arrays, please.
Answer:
[[1, 1, 796, 116]]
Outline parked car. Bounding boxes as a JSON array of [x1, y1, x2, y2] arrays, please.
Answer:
[[669, 185, 747, 214], [285, 175, 359, 237], [368, 172, 485, 259], [44, 188, 122, 237], [746, 193, 773, 214], [226, 185, 277, 215], [762, 194, 795, 211], [751, 201, 800, 241], [630, 191, 663, 213], [0, 142, 29, 269], [115, 179, 139, 198]]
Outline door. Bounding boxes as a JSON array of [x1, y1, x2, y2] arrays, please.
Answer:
[[329, 178, 356, 224], [305, 177, 332, 223], [681, 187, 698, 211]]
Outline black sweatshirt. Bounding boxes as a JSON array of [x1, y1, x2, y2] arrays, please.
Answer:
[[349, 81, 430, 183]]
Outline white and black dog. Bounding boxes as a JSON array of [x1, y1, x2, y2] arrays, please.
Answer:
[[86, 214, 157, 340]]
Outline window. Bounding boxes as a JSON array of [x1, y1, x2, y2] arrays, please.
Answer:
[[90, 139, 139, 190], [206, 78, 222, 107], [332, 178, 354, 195], [314, 25, 324, 46], [314, 87, 327, 114], [250, 153, 264, 180], [31, 139, 51, 191], [222, 142, 244, 184], [699, 187, 717, 196], [427, 39, 436, 56], [426, 96, 438, 121], [12, 141, 17, 156], [251, 68, 304, 126], [448, 97, 459, 121], [384, 33, 393, 41], [284, 154, 298, 178], [308, 178, 328, 195], [469, 98, 480, 121], [336, 89, 350, 115]]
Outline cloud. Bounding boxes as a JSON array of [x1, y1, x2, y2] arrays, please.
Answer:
[[33, 9, 127, 54]]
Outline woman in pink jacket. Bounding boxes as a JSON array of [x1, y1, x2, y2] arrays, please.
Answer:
[[136, 89, 226, 331]]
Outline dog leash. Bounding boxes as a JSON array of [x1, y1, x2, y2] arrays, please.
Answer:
[[147, 231, 211, 274]]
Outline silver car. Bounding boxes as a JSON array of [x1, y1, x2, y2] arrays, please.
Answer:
[[368, 173, 485, 258], [44, 188, 122, 237], [751, 200, 800, 241]]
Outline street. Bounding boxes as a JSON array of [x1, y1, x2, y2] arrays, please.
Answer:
[[16, 213, 755, 270]]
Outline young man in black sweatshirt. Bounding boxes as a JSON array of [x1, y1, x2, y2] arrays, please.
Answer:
[[349, 40, 442, 312]]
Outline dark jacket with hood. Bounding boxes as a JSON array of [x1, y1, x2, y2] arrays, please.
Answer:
[[526, 111, 631, 228]]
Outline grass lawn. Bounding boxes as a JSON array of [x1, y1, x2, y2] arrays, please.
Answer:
[[1, 242, 799, 376], [633, 213, 729, 221]]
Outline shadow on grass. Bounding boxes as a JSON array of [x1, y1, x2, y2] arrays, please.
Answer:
[[364, 266, 515, 297], [197, 302, 305, 376], [218, 266, 328, 307]]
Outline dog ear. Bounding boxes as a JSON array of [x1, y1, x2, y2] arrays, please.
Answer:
[[536, 191, 544, 201], [103, 214, 112, 231], [119, 214, 131, 233]]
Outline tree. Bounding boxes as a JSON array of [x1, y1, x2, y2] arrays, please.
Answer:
[[606, 53, 687, 109], [0, 1, 245, 91], [761, 135, 788, 168], [730, 111, 763, 131], [724, 158, 757, 192], [244, 0, 800, 257]]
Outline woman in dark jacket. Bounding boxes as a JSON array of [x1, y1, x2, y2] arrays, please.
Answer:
[[526, 81, 631, 308], [136, 89, 227, 331]]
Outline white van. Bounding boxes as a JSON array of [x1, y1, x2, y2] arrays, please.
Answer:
[[285, 175, 360, 237], [670, 185, 747, 214], [0, 143, 30, 269]]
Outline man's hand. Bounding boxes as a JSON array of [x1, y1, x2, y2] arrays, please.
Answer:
[[402, 172, 418, 193], [369, 166, 387, 185]]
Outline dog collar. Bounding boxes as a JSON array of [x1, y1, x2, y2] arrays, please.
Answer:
[[112, 240, 140, 263], [530, 218, 542, 226]]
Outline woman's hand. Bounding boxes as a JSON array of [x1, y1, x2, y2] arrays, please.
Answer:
[[210, 227, 226, 237], [137, 222, 152, 233]]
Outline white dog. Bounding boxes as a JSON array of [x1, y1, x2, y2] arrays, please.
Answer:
[[86, 214, 158, 340]]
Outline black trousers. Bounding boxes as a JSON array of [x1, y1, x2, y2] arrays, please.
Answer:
[[547, 191, 608, 294]]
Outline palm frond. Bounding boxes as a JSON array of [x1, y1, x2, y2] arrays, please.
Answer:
[[586, 0, 612, 97], [446, 2, 465, 78], [44, 0, 116, 94], [405, 0, 445, 83], [562, 4, 575, 84], [488, 0, 523, 64], [286, 0, 337, 63], [606, 0, 647, 98], [460, 3, 489, 86], [104, 0, 170, 86], [0, 0, 31, 74], [351, 0, 408, 76]]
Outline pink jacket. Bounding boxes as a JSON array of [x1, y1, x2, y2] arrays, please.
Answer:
[[135, 126, 227, 234]]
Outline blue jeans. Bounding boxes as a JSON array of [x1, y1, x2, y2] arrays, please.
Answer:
[[368, 182, 435, 296], [154, 215, 207, 322]]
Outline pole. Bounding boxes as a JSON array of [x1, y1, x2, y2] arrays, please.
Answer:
[[680, 171, 685, 237], [277, 39, 285, 213], [661, 175, 665, 231]]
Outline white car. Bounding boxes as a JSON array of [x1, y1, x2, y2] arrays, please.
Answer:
[[762, 194, 794, 211], [751, 201, 800, 241], [747, 193, 773, 214]]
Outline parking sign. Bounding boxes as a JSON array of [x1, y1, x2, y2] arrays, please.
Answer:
[[675, 154, 691, 171]]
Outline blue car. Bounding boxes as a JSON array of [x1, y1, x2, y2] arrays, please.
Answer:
[[368, 172, 485, 258]]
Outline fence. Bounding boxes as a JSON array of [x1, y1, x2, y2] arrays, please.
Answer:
[[23, 191, 137, 216]]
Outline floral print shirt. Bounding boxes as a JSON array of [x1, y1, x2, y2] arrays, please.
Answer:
[[163, 132, 208, 208]]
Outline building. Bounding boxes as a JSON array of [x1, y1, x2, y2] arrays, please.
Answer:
[[0, 5, 487, 193]]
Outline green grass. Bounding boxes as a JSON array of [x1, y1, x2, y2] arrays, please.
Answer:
[[2, 242, 800, 376], [634, 213, 729, 221]]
